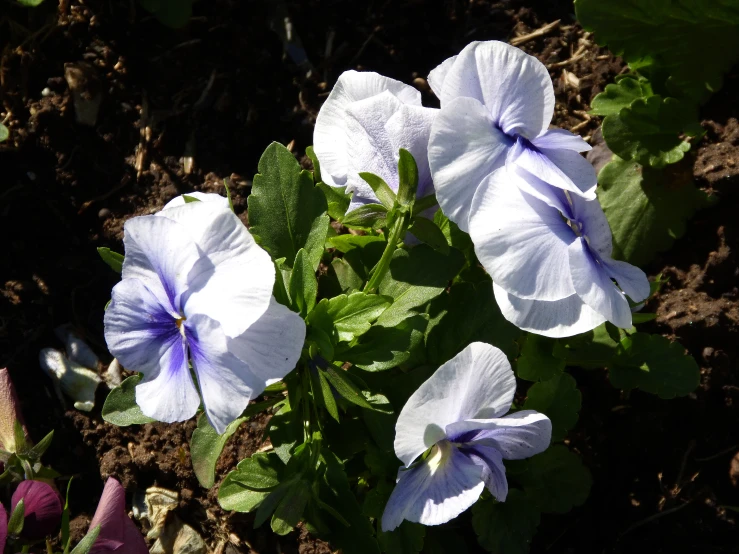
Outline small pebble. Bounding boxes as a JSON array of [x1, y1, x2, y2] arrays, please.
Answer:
[[413, 77, 430, 92], [702, 346, 714, 360], [41, 87, 52, 97], [98, 207, 111, 219]]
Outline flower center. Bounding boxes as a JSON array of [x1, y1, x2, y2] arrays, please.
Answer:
[[425, 441, 452, 474], [175, 316, 187, 337]]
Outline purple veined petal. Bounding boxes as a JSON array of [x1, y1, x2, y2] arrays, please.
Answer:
[[161, 192, 230, 211], [446, 410, 552, 460], [343, 91, 405, 197], [226, 298, 306, 387], [0, 503, 7, 553], [468, 167, 576, 301], [12, 480, 63, 540], [462, 444, 508, 501], [134, 329, 199, 424], [493, 282, 607, 338], [164, 202, 275, 337], [439, 41, 555, 139], [427, 55, 457, 99], [185, 314, 266, 434], [104, 279, 180, 375], [385, 104, 438, 199], [531, 128, 592, 152], [0, 368, 28, 453], [394, 342, 516, 467], [90, 478, 147, 554], [120, 215, 202, 313], [568, 239, 633, 329], [381, 441, 485, 532], [428, 96, 510, 232], [508, 137, 597, 200], [603, 259, 650, 303], [568, 192, 613, 258], [314, 70, 421, 189]]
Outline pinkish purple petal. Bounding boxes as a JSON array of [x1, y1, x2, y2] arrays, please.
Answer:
[[90, 478, 147, 554], [0, 503, 7, 553], [11, 480, 62, 540]]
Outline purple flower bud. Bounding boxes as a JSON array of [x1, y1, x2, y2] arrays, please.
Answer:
[[89, 478, 147, 554], [11, 480, 62, 540], [0, 368, 29, 453], [0, 503, 7, 552]]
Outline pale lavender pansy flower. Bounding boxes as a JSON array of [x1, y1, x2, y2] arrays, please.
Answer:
[[104, 193, 306, 434], [468, 165, 650, 337], [427, 40, 597, 232], [381, 342, 551, 531], [313, 70, 437, 211], [89, 477, 147, 554]]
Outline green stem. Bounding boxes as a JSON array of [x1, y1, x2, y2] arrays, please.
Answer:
[[364, 214, 406, 293], [300, 366, 313, 443]]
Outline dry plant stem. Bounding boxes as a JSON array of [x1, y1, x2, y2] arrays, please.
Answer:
[[510, 19, 561, 46]]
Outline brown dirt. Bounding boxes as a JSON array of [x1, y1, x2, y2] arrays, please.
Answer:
[[1, 1, 738, 553]]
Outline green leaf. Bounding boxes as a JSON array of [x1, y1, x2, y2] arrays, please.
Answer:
[[554, 323, 621, 369], [218, 474, 270, 512], [289, 248, 318, 316], [249, 142, 328, 269], [102, 375, 156, 426], [523, 374, 581, 442], [575, 0, 739, 104], [306, 145, 322, 184], [191, 414, 246, 489], [329, 234, 385, 253], [434, 209, 474, 253], [376, 245, 465, 327], [397, 149, 419, 208], [268, 399, 302, 464], [138, 0, 192, 28], [609, 333, 700, 398], [182, 194, 201, 203], [516, 334, 564, 382], [16, 0, 45, 6], [7, 498, 24, 535], [361, 392, 396, 451], [330, 258, 364, 293], [318, 182, 351, 221], [380, 521, 426, 554], [516, 445, 592, 514], [305, 214, 331, 271], [97, 247, 124, 274], [590, 76, 654, 117], [472, 490, 540, 554], [597, 157, 711, 266], [228, 452, 284, 492], [602, 95, 695, 168], [426, 280, 522, 365], [341, 315, 428, 371], [342, 204, 389, 230], [322, 366, 374, 410], [28, 429, 54, 460], [359, 172, 397, 210], [313, 369, 339, 421], [62, 478, 74, 554], [271, 479, 311, 535], [408, 217, 450, 254], [70, 524, 101, 554], [308, 292, 392, 343], [0, 124, 9, 142]]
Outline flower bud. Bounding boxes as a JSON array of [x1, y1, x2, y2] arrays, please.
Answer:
[[0, 368, 29, 453]]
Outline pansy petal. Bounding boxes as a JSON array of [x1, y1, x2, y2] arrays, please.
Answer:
[[135, 328, 198, 424], [385, 104, 438, 198], [104, 278, 180, 374], [569, 193, 613, 257], [121, 514, 148, 554], [161, 192, 230, 211], [427, 55, 457, 98], [509, 138, 597, 200], [314, 71, 421, 189], [185, 314, 266, 434], [568, 239, 633, 329], [428, 96, 510, 231], [121, 215, 202, 312], [604, 259, 650, 303], [168, 203, 274, 336], [439, 41, 554, 138], [447, 410, 552, 460], [394, 342, 516, 467], [343, 91, 405, 198], [381, 442, 484, 531], [463, 444, 508, 501], [493, 283, 607, 338], [226, 298, 305, 386], [532, 129, 592, 152], [469, 168, 576, 301], [0, 503, 6, 554]]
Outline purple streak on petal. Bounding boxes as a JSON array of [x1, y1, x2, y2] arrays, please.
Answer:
[[90, 478, 147, 554], [0, 503, 7, 553], [12, 480, 63, 540], [104, 278, 180, 377], [381, 442, 484, 532], [462, 444, 508, 501], [0, 368, 28, 452]]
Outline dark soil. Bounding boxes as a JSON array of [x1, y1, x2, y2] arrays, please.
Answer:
[[1, 1, 737, 553]]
